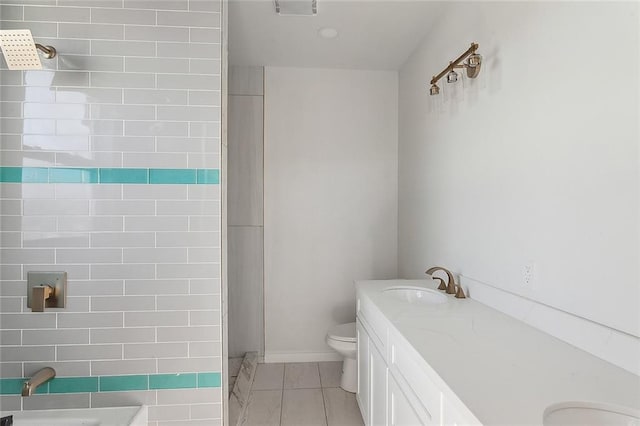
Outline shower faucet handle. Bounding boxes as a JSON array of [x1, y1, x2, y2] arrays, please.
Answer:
[[31, 285, 54, 312], [27, 271, 67, 312]]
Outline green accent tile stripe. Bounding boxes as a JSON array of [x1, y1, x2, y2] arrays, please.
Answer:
[[0, 372, 221, 394], [0, 378, 23, 395], [99, 375, 148, 392], [49, 168, 99, 183], [0, 379, 48, 395], [197, 372, 221, 388], [49, 377, 98, 394], [22, 167, 50, 183], [34, 383, 50, 395], [0, 167, 219, 185], [150, 169, 197, 184], [197, 169, 219, 184], [0, 167, 48, 183], [99, 168, 149, 184], [149, 373, 197, 390]]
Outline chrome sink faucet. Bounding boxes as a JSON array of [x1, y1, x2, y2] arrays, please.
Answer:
[[426, 266, 466, 299], [22, 367, 55, 396]]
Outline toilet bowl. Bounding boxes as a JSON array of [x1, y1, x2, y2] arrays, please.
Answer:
[[326, 322, 357, 393]]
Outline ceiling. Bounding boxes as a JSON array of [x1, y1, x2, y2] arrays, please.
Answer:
[[228, 0, 444, 70]]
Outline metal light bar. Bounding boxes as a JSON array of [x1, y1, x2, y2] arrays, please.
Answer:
[[430, 43, 479, 86]]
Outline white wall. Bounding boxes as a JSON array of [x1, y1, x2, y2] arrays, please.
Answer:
[[264, 67, 398, 361], [399, 1, 639, 341]]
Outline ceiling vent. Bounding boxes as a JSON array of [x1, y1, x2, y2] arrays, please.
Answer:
[[275, 0, 317, 16]]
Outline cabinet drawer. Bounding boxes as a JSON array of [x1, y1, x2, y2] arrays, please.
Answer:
[[389, 330, 442, 423]]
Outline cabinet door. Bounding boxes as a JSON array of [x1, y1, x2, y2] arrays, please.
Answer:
[[388, 374, 428, 426], [356, 319, 370, 425], [370, 342, 387, 426]]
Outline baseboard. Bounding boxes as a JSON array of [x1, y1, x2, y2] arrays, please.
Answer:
[[263, 351, 342, 363]]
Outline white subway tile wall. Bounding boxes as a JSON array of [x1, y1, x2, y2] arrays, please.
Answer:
[[0, 0, 222, 424]]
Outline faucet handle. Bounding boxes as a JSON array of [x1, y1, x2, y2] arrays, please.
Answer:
[[454, 283, 466, 299], [31, 285, 53, 312]]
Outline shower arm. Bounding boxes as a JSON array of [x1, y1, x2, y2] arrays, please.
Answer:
[[430, 43, 478, 85], [35, 43, 56, 59]]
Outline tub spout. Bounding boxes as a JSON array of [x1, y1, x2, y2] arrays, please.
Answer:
[[22, 367, 55, 396]]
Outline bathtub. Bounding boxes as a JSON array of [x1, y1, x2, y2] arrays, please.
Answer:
[[0, 406, 147, 425]]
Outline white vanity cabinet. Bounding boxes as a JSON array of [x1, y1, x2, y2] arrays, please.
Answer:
[[355, 279, 640, 425], [356, 317, 388, 425], [356, 293, 480, 426], [357, 315, 431, 426], [388, 374, 427, 426], [356, 319, 370, 424], [370, 337, 388, 425]]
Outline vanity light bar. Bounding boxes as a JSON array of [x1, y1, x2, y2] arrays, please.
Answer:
[[429, 42, 483, 96]]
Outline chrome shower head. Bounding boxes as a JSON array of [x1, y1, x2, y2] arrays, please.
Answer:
[[0, 29, 56, 70]]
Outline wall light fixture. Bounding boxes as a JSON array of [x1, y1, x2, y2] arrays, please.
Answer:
[[429, 42, 482, 95]]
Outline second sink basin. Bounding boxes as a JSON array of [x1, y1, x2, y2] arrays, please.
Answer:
[[543, 402, 640, 426], [382, 286, 448, 305]]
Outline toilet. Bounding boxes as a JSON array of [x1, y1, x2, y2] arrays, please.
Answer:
[[326, 322, 357, 393]]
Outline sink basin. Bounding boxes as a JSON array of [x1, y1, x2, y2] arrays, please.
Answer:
[[543, 402, 640, 426], [382, 286, 448, 305]]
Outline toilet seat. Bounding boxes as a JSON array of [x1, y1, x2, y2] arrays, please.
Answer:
[[327, 322, 356, 343]]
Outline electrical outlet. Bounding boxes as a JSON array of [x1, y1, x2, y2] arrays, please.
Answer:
[[523, 263, 535, 286]]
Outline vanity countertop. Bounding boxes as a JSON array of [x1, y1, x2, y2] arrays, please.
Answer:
[[355, 279, 640, 425]]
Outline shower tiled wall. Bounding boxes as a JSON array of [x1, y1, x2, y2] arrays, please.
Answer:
[[0, 0, 223, 424]]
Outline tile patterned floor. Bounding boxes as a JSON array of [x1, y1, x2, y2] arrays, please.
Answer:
[[239, 361, 364, 426]]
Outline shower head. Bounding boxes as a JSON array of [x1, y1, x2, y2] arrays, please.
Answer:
[[0, 29, 56, 70]]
